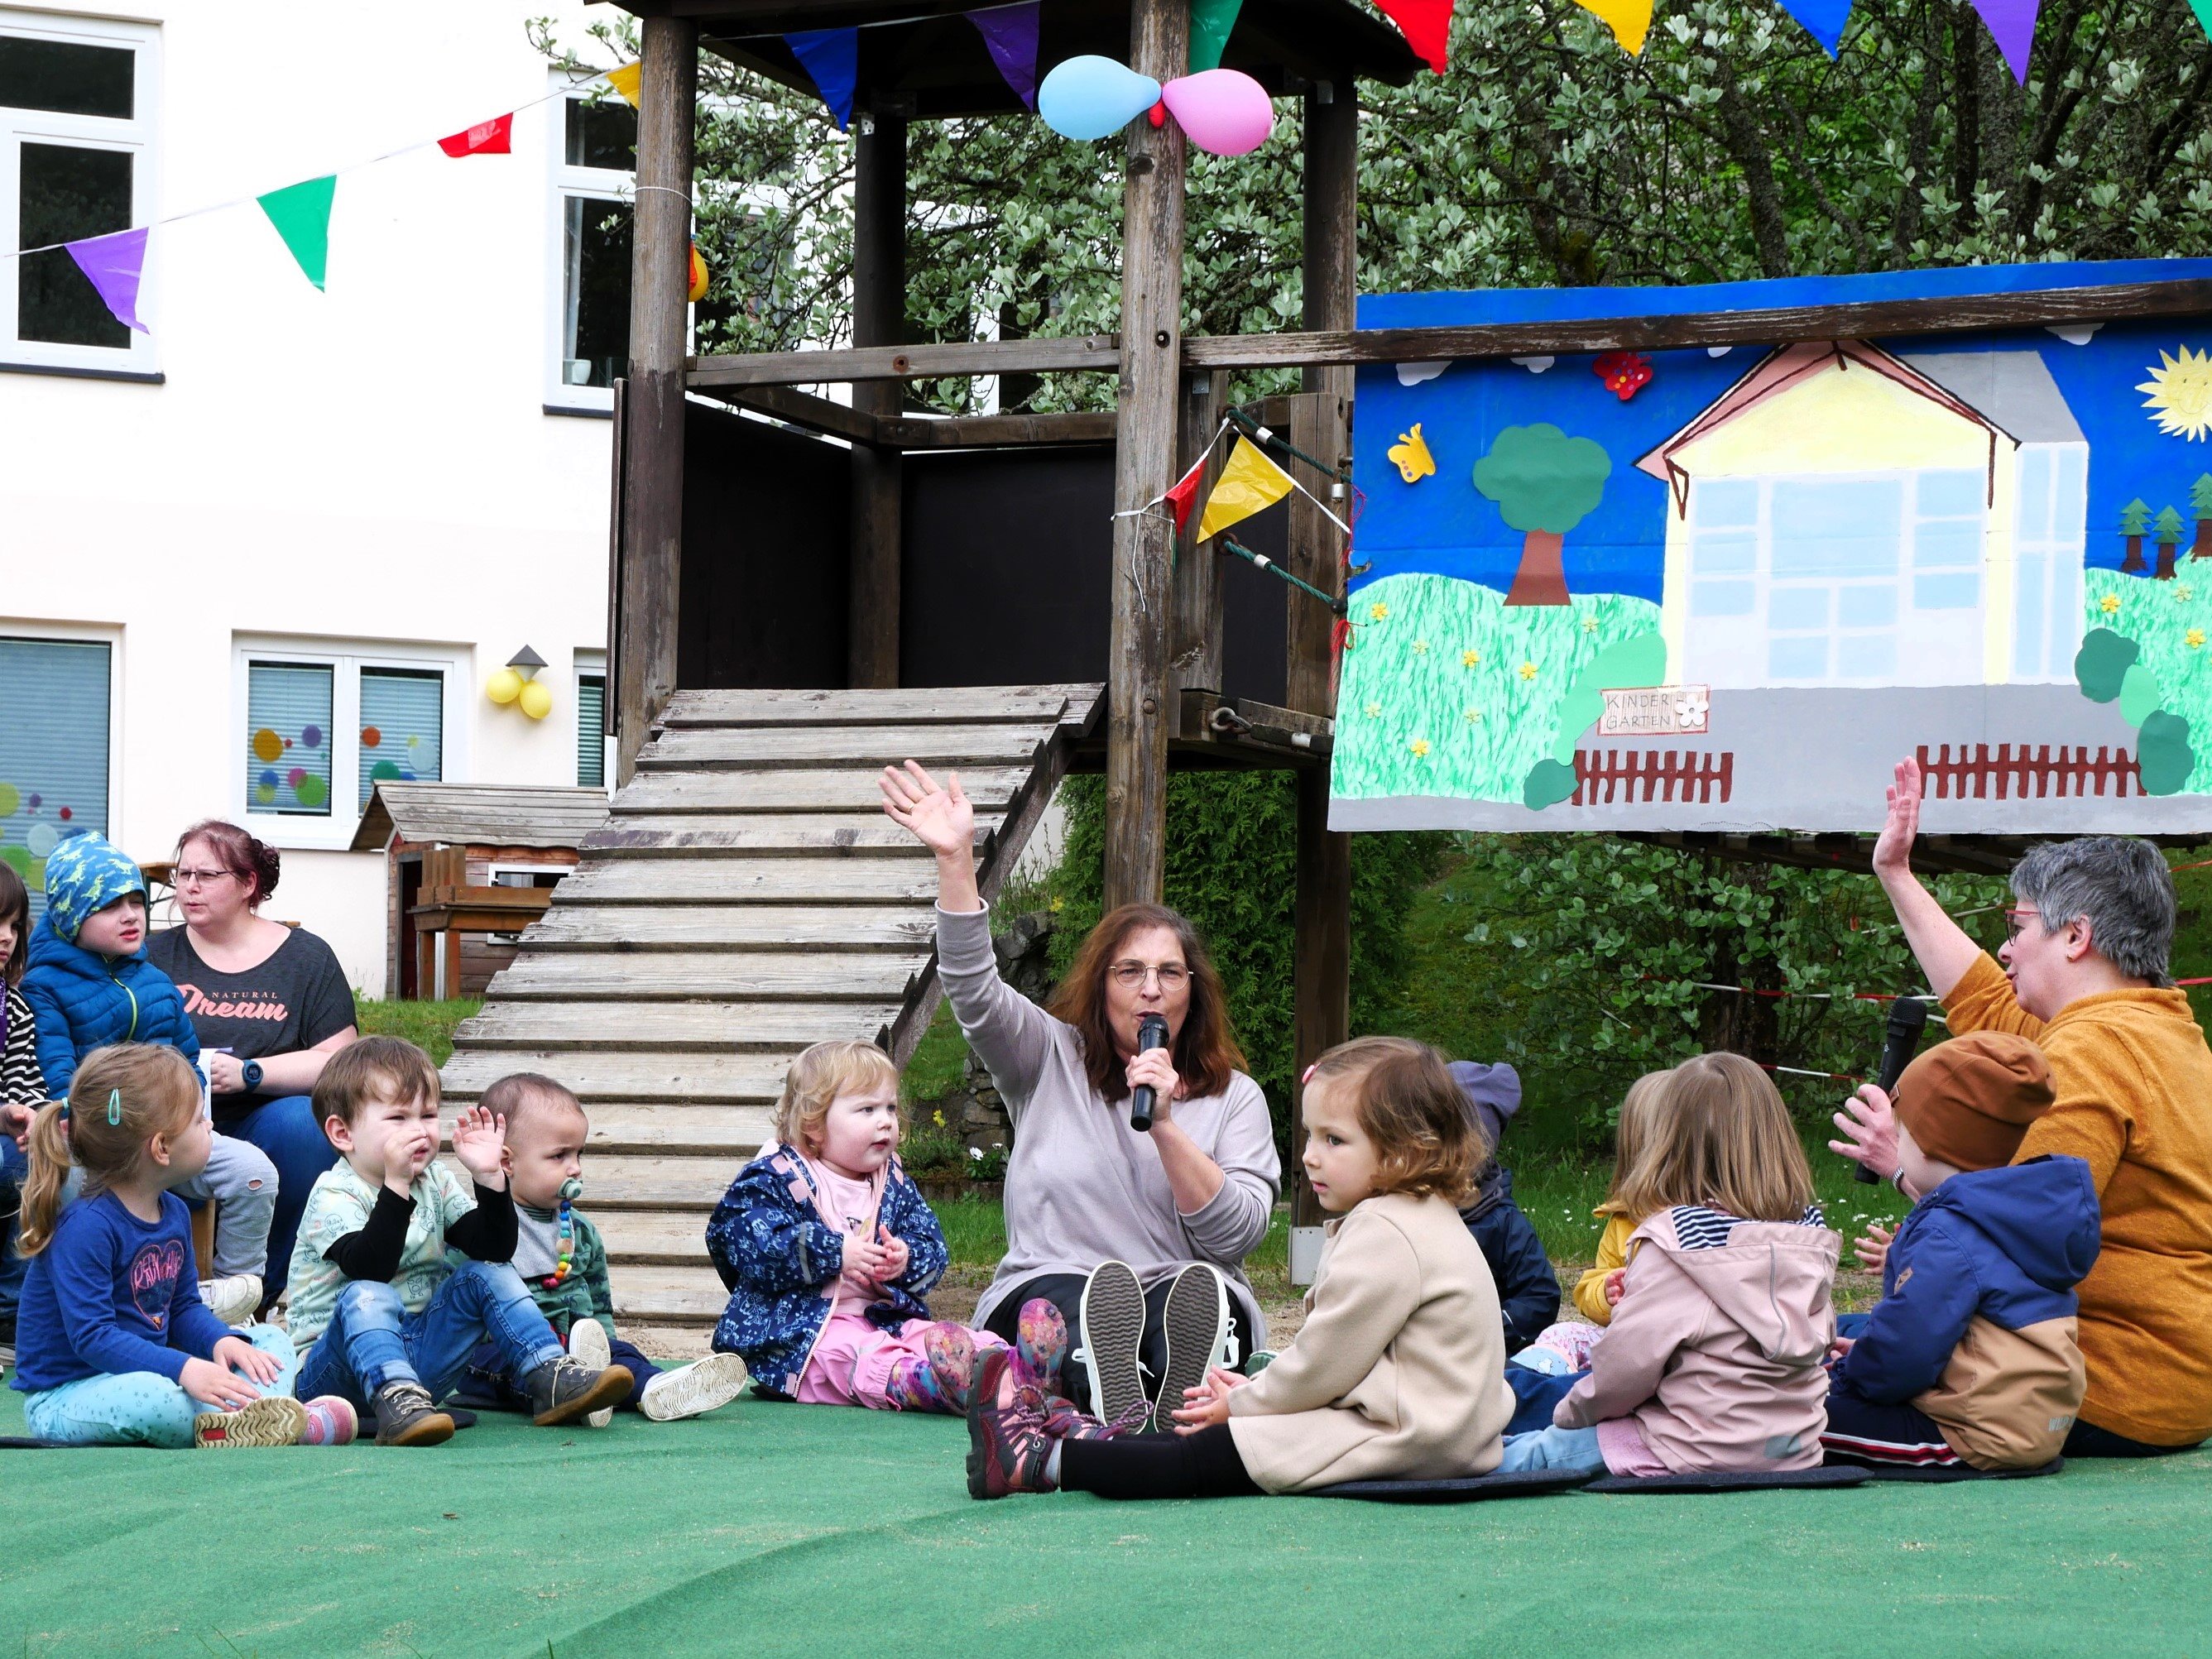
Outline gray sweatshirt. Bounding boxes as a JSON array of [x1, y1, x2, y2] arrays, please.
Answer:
[[938, 904, 1281, 1342]]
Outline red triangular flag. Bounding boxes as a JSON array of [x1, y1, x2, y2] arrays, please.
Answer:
[[1375, 0, 1452, 73], [438, 113, 514, 157], [1164, 452, 1210, 533]]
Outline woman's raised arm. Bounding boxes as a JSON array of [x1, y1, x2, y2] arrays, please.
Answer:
[[880, 760, 981, 913]]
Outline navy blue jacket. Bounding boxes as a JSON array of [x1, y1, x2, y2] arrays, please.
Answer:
[[20, 919, 199, 1099], [1461, 1166, 1559, 1353], [704, 1147, 948, 1397]]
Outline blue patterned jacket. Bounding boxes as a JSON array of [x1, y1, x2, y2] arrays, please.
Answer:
[[704, 1146, 948, 1397]]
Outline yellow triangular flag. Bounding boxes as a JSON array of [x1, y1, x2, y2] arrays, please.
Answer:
[[1575, 0, 1652, 53], [1196, 439, 1296, 543], [607, 61, 644, 107]]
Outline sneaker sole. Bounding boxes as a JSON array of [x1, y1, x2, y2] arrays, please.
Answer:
[[195, 1396, 307, 1449], [639, 1353, 749, 1422], [568, 1320, 616, 1427], [1077, 1261, 1147, 1429], [964, 1348, 1013, 1499], [377, 1411, 456, 1448], [535, 1365, 635, 1426], [1154, 1264, 1230, 1436]]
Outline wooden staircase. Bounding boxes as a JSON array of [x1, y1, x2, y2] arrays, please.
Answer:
[[439, 683, 1104, 1355]]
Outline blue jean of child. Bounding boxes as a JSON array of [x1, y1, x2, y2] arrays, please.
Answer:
[[1499, 1423, 1607, 1474], [295, 1260, 564, 1407], [24, 1324, 299, 1448]]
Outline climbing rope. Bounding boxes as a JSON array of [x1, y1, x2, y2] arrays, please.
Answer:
[[1220, 537, 1347, 615]]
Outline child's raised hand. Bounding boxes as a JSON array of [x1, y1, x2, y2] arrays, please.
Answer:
[[213, 1333, 282, 1386], [180, 1356, 262, 1412], [1854, 1222, 1895, 1276], [450, 1105, 507, 1184], [1603, 1268, 1628, 1307], [875, 1225, 909, 1281]]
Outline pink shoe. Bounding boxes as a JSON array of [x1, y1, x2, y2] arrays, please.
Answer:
[[301, 1395, 359, 1447]]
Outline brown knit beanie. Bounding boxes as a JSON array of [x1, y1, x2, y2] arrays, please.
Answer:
[[1892, 1032, 2056, 1173]]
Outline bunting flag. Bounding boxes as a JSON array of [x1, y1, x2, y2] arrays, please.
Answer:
[[789, 27, 861, 130], [606, 60, 643, 108], [438, 113, 514, 156], [967, 2, 1041, 110], [65, 226, 149, 333], [1197, 439, 1297, 543], [1970, 0, 2041, 83], [257, 175, 337, 290], [1574, 0, 1655, 54], [1779, 0, 1854, 55], [1189, 0, 1245, 72], [1375, 0, 1453, 72], [1164, 449, 1211, 533]]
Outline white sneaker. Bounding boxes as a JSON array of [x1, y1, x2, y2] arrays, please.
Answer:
[[567, 1317, 617, 1427], [639, 1354, 749, 1422], [199, 1275, 263, 1327]]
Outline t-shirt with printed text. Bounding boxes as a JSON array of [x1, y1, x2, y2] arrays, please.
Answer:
[[146, 926, 355, 1123], [286, 1161, 479, 1344]]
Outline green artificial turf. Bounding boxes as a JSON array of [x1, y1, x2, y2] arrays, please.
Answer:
[[4, 1379, 2209, 1657]]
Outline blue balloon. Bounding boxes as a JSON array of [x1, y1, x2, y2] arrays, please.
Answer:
[[1039, 55, 1163, 141]]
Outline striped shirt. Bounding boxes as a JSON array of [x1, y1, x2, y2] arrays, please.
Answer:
[[2, 985, 48, 1110], [1668, 1202, 1826, 1249]]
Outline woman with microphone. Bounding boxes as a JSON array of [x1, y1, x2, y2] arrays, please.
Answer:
[[880, 762, 1280, 1434]]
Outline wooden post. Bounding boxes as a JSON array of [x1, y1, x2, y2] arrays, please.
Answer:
[[848, 112, 907, 689], [1289, 82, 1358, 1278], [614, 15, 697, 784], [1102, 0, 1188, 911], [1168, 369, 1231, 722]]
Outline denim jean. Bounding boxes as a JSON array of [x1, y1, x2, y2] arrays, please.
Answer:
[[24, 1324, 298, 1448], [167, 1133, 278, 1280], [295, 1260, 564, 1407], [218, 1096, 338, 1302], [457, 1331, 661, 1412], [1499, 1422, 1607, 1474], [0, 1134, 26, 1321]]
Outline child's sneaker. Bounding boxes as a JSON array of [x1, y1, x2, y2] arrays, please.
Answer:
[[199, 1275, 263, 1327], [1074, 1260, 1146, 1429], [524, 1358, 634, 1426], [372, 1381, 455, 1447], [639, 1354, 749, 1422], [567, 1317, 618, 1428], [1015, 1297, 1068, 1396], [194, 1394, 306, 1448], [300, 1395, 358, 1446], [966, 1348, 1057, 1499]]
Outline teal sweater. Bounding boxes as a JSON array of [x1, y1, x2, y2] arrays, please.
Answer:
[[518, 1201, 616, 1342]]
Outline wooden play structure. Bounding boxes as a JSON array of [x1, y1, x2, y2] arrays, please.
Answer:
[[443, 0, 2212, 1345]]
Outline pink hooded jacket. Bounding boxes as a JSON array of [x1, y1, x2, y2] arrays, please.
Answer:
[[1557, 1206, 1840, 1473]]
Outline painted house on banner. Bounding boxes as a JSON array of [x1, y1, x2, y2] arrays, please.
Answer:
[[1641, 342, 2090, 691]]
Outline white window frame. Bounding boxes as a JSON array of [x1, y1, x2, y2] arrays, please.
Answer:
[[573, 645, 608, 791], [231, 638, 470, 851], [0, 8, 160, 376], [545, 79, 636, 415], [0, 613, 122, 851]]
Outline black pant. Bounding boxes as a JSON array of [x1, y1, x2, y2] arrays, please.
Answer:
[[2065, 1418, 2206, 1459], [1060, 1424, 1261, 1500], [982, 1271, 1254, 1414]]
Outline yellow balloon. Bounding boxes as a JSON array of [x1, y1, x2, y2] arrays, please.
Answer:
[[486, 667, 523, 705], [518, 679, 554, 721]]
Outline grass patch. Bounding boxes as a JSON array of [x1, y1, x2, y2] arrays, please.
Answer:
[[901, 999, 971, 1105], [353, 996, 480, 1067]]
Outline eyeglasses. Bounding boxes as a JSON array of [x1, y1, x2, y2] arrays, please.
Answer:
[[171, 868, 240, 889], [2003, 907, 2042, 943], [1109, 961, 1188, 990]]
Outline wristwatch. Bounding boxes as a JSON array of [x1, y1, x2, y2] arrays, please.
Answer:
[[241, 1059, 264, 1091]]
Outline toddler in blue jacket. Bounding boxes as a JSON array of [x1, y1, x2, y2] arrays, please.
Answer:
[[1822, 1031, 2098, 1471], [19, 835, 275, 1322], [1451, 1060, 1561, 1353]]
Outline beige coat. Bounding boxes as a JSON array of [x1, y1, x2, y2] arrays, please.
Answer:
[[1226, 1191, 1516, 1493]]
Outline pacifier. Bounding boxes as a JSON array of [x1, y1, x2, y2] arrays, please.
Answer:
[[559, 1177, 585, 1201]]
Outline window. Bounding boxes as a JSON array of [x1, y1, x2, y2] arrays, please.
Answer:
[[358, 668, 443, 809], [548, 89, 636, 410], [2011, 445, 2090, 683], [246, 661, 335, 816], [577, 669, 607, 788], [1, 11, 158, 374], [0, 635, 111, 921]]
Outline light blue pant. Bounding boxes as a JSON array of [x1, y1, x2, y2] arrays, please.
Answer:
[[1499, 1422, 1608, 1474], [23, 1324, 298, 1448], [169, 1133, 279, 1280], [295, 1260, 564, 1407]]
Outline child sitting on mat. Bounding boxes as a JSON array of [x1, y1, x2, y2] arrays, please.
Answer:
[[10, 1043, 348, 1448], [453, 1072, 748, 1425], [1450, 1060, 1562, 1355], [967, 1036, 1515, 1499], [1500, 1052, 1838, 1477], [707, 1040, 1068, 1413], [1822, 1033, 2096, 1471]]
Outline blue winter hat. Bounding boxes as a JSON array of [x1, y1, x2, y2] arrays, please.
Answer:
[[40, 833, 146, 945]]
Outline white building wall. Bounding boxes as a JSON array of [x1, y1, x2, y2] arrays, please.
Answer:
[[2, 1, 625, 995]]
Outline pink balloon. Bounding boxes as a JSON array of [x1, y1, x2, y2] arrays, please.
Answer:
[[1159, 69, 1274, 157]]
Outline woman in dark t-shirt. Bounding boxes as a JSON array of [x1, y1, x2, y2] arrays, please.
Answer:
[[146, 820, 357, 1304]]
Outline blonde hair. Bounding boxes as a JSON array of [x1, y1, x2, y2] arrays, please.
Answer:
[[1614, 1051, 1814, 1224], [20, 1044, 202, 1256], [312, 1036, 440, 1132], [1306, 1036, 1482, 1205], [774, 1041, 900, 1155], [1597, 1069, 1676, 1218]]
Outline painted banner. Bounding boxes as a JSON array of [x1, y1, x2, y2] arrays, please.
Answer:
[[1333, 259, 2212, 836]]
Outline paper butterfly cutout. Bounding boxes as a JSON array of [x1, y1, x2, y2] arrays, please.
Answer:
[[1388, 423, 1437, 483]]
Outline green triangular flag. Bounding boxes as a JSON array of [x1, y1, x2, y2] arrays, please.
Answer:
[[257, 175, 336, 290], [1190, 0, 1244, 70], [2194, 0, 2212, 40]]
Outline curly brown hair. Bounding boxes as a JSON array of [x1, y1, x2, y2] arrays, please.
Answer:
[[1307, 1036, 1482, 1205], [1045, 903, 1246, 1105]]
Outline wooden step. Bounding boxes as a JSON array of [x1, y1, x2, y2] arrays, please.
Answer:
[[584, 814, 997, 856], [659, 684, 1096, 728], [523, 904, 937, 952], [552, 857, 938, 906], [611, 1265, 728, 1324], [609, 766, 1034, 815], [458, 1000, 901, 1052], [595, 1208, 722, 1263], [551, 1153, 733, 1210], [486, 952, 919, 1002], [441, 1048, 802, 1104], [640, 724, 1048, 772], [582, 1104, 776, 1155]]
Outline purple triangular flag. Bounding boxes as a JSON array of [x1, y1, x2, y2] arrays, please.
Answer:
[[1969, 0, 2040, 84], [65, 226, 148, 333], [967, 2, 1041, 110], [787, 26, 859, 131]]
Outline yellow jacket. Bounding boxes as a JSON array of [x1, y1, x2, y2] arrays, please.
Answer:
[[1946, 952, 2212, 1446], [1572, 1211, 1637, 1325]]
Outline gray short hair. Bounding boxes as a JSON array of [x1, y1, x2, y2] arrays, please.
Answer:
[[2010, 837, 2176, 985]]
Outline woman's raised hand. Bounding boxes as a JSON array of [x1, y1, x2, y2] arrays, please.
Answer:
[[880, 761, 973, 859]]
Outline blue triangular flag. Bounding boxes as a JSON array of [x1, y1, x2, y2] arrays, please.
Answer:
[[1779, 0, 1853, 55], [788, 27, 859, 131]]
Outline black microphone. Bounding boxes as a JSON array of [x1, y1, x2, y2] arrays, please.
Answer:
[[1855, 996, 1930, 1185], [1130, 1013, 1169, 1133]]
